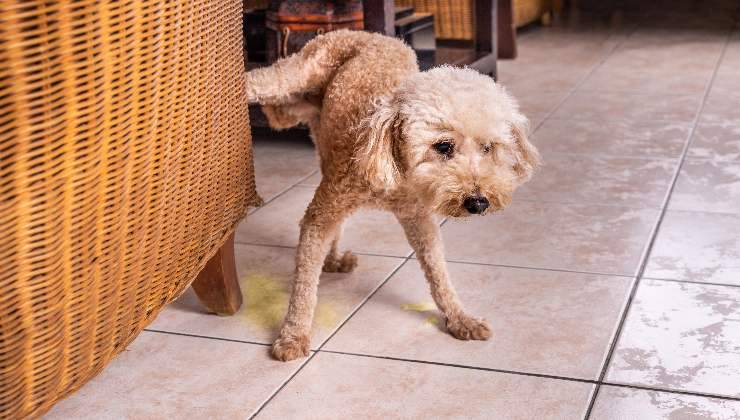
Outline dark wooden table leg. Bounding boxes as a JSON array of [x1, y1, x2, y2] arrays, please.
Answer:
[[497, 0, 517, 59], [192, 233, 243, 315], [474, 0, 498, 79], [363, 0, 394, 35]]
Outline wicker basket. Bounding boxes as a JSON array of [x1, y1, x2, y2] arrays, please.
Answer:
[[0, 0, 260, 418]]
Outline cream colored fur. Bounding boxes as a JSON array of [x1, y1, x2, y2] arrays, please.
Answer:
[[246, 30, 540, 361]]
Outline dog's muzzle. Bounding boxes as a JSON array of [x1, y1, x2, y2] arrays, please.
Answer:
[[463, 195, 490, 215]]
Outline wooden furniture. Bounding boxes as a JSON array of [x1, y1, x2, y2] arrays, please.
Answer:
[[395, 0, 558, 59], [265, 0, 365, 62], [0, 0, 260, 418], [365, 0, 499, 77]]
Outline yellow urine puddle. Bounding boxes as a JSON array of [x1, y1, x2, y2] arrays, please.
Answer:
[[401, 301, 441, 326], [241, 273, 338, 329]]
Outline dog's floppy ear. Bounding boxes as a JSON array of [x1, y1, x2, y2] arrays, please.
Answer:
[[356, 97, 403, 191], [510, 113, 541, 183]]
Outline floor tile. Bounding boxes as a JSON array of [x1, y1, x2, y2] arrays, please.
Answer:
[[700, 91, 740, 125], [711, 59, 740, 95], [534, 119, 690, 159], [297, 171, 322, 186], [324, 262, 632, 379], [579, 63, 714, 95], [590, 386, 740, 420], [236, 186, 413, 257], [252, 134, 318, 203], [517, 153, 675, 207], [256, 352, 594, 420], [644, 210, 740, 285], [552, 91, 701, 122], [687, 122, 740, 162], [441, 200, 658, 275], [149, 244, 403, 346], [44, 331, 302, 419], [669, 160, 740, 214], [607, 280, 740, 397], [503, 89, 569, 118]]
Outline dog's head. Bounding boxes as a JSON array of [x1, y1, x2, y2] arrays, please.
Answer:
[[357, 66, 541, 217]]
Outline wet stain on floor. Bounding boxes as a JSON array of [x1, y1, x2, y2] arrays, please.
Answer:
[[401, 301, 441, 326], [241, 273, 338, 330]]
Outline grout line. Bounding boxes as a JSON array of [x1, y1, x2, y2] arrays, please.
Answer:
[[600, 381, 740, 403], [234, 241, 740, 289], [249, 255, 414, 418], [512, 196, 665, 210], [641, 276, 740, 290], [248, 169, 319, 215], [583, 22, 736, 420], [656, 207, 740, 217], [248, 351, 319, 419], [233, 240, 410, 260], [424, 257, 636, 278], [532, 149, 686, 162], [532, 25, 639, 132], [319, 349, 598, 384], [316, 349, 740, 403], [143, 328, 270, 347]]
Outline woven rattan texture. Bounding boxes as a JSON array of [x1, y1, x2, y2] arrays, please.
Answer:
[[0, 1, 259, 418]]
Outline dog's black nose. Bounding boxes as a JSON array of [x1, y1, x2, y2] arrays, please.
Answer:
[[463, 196, 490, 214]]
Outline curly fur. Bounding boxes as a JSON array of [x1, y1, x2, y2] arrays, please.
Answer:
[[246, 30, 540, 361]]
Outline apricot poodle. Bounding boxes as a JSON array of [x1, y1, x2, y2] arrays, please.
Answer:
[[246, 30, 540, 361]]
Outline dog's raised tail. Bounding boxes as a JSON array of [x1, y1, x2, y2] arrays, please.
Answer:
[[246, 29, 368, 106]]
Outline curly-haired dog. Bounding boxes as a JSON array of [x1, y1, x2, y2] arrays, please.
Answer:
[[246, 30, 540, 361]]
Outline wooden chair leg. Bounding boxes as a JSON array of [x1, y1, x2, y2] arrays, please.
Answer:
[[497, 0, 517, 59], [192, 233, 243, 315]]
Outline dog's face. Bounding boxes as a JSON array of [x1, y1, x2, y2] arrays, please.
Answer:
[[358, 66, 540, 217]]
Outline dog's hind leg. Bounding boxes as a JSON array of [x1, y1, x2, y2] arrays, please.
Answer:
[[322, 223, 358, 273], [395, 211, 492, 341], [272, 184, 358, 361]]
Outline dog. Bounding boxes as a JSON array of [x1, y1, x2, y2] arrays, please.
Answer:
[[246, 30, 540, 361]]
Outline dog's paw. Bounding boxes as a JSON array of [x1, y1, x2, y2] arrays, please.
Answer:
[[272, 333, 310, 361], [322, 251, 358, 273], [446, 314, 492, 341]]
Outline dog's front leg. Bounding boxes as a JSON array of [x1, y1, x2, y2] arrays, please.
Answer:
[[395, 211, 492, 341], [272, 189, 352, 361]]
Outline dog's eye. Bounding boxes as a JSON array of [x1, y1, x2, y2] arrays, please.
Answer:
[[433, 141, 454, 156], [482, 144, 493, 154]]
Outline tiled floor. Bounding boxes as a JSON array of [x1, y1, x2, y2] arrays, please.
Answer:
[[46, 2, 740, 419]]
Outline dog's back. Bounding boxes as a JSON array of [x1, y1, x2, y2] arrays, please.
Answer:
[[245, 30, 418, 163]]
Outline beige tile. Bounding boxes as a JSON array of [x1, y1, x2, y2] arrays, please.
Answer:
[[257, 352, 594, 419], [711, 61, 740, 95], [149, 244, 403, 345], [325, 262, 632, 379], [534, 119, 690, 159], [670, 160, 740, 213], [552, 91, 701, 122], [591, 386, 740, 420], [580, 63, 714, 95], [700, 91, 740, 125], [607, 280, 740, 397], [441, 201, 659, 275], [297, 171, 322, 186], [516, 90, 570, 118], [236, 186, 413, 257], [687, 122, 740, 162], [44, 331, 301, 419], [252, 134, 318, 202], [644, 210, 740, 285], [517, 153, 675, 207]]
